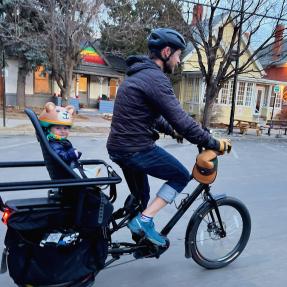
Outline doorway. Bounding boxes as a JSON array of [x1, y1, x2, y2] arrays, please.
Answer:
[[78, 75, 89, 107], [254, 87, 264, 115]]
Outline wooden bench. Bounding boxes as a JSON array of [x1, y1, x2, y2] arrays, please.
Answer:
[[266, 120, 287, 135], [234, 119, 259, 135]]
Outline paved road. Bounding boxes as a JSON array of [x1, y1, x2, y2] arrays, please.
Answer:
[[0, 135, 287, 287]]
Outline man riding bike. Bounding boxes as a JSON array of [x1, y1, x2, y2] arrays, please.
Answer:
[[106, 28, 231, 247]]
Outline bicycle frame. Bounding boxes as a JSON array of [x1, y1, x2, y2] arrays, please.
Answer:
[[106, 180, 227, 266]]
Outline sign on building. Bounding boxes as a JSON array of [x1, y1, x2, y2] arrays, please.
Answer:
[[273, 85, 280, 93]]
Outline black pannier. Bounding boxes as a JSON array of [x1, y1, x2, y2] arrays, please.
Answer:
[[5, 190, 113, 286], [6, 227, 97, 285]]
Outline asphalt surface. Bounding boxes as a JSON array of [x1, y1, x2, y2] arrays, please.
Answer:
[[0, 135, 287, 287]]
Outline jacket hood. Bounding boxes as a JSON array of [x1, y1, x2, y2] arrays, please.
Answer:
[[126, 55, 160, 76]]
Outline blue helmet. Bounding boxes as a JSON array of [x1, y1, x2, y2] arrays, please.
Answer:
[[148, 28, 186, 51]]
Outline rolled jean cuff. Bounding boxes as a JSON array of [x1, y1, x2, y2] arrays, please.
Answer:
[[156, 183, 178, 204]]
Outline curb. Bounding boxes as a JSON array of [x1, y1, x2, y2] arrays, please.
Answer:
[[0, 129, 110, 137], [0, 127, 286, 142]]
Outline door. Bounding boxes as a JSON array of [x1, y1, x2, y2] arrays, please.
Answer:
[[254, 87, 264, 115], [78, 75, 89, 107], [109, 79, 118, 100], [34, 66, 51, 94]]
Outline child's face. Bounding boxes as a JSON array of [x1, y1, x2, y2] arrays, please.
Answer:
[[50, 125, 70, 138]]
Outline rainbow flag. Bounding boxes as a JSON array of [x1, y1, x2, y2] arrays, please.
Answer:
[[81, 46, 105, 65]]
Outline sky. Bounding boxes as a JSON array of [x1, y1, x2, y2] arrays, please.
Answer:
[[180, 0, 287, 48]]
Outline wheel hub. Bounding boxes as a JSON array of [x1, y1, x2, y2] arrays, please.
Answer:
[[207, 222, 226, 239]]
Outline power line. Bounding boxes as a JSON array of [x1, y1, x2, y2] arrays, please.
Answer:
[[179, 0, 287, 22]]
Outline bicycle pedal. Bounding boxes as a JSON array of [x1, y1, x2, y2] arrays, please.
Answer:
[[132, 232, 145, 243], [149, 237, 170, 258]]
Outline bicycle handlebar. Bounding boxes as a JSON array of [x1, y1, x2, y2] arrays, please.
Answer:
[[197, 127, 212, 154]]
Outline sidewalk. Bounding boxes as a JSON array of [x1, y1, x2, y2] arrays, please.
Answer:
[[0, 109, 111, 137], [0, 109, 287, 141], [212, 126, 287, 142]]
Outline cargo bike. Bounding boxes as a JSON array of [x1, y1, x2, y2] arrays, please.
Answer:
[[0, 109, 251, 286]]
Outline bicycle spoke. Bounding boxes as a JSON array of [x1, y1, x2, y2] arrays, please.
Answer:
[[195, 205, 243, 260], [186, 197, 251, 269]]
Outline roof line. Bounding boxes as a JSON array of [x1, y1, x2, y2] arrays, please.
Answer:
[[83, 41, 111, 67], [182, 13, 265, 76]]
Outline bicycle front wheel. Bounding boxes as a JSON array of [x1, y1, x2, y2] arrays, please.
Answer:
[[186, 196, 251, 269]]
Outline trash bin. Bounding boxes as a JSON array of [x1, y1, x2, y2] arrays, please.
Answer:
[[52, 96, 62, 106], [69, 98, 80, 113], [99, 100, 114, 114]]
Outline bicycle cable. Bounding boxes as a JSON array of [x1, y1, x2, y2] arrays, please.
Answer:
[[173, 192, 204, 209], [104, 253, 153, 270], [103, 258, 138, 270]]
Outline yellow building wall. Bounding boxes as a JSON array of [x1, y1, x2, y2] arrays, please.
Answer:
[[183, 22, 262, 79], [182, 20, 265, 123], [213, 105, 255, 125]]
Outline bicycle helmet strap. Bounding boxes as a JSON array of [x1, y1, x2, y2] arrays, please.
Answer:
[[152, 47, 176, 73]]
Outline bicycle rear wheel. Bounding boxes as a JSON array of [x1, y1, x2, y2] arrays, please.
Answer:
[[185, 196, 251, 269]]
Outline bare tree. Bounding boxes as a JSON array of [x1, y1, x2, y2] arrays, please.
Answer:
[[1, 0, 104, 105], [0, 0, 46, 108], [180, 0, 287, 127], [32, 0, 104, 102]]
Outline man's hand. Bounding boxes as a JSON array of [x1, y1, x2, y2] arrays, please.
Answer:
[[217, 138, 232, 154], [172, 130, 183, 143]]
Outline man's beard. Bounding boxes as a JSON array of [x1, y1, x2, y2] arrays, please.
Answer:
[[163, 61, 174, 74]]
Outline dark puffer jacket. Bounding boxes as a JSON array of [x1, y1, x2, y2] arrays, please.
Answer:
[[107, 56, 217, 153], [49, 138, 81, 166]]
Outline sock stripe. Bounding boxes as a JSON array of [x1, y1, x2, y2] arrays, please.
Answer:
[[140, 213, 153, 223]]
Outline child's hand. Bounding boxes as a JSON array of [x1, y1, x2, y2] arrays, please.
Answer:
[[74, 149, 82, 159]]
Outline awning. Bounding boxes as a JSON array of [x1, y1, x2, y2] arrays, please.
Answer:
[[73, 64, 123, 78]]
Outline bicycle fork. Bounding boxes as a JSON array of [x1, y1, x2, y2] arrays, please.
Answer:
[[184, 185, 227, 259], [204, 187, 227, 238]]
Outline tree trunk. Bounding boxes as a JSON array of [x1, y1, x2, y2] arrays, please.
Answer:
[[202, 84, 219, 128], [65, 70, 73, 100], [61, 64, 74, 106], [16, 67, 27, 109]]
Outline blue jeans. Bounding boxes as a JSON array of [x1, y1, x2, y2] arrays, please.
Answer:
[[109, 145, 190, 209]]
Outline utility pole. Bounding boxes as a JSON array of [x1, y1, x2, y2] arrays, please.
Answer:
[[228, 0, 245, 135], [1, 47, 6, 127]]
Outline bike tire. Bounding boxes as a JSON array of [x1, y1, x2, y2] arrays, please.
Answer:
[[185, 196, 251, 269]]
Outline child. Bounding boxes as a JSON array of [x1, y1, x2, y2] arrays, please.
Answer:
[[38, 102, 100, 178]]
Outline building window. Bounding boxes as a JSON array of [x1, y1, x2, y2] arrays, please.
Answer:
[[228, 81, 234, 104], [263, 86, 269, 107], [275, 92, 282, 108], [184, 77, 200, 103], [220, 82, 229, 104], [236, 82, 245, 106], [192, 78, 200, 103], [269, 91, 281, 108], [245, 82, 253, 106], [184, 78, 192, 103], [34, 66, 51, 94]]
